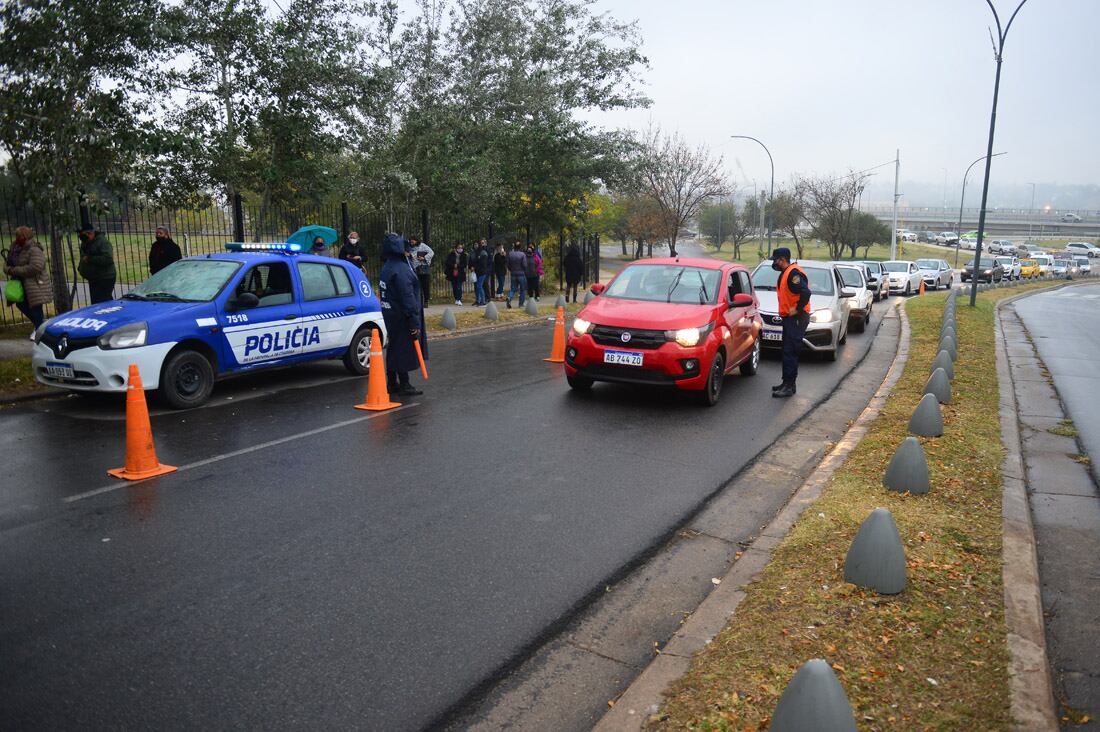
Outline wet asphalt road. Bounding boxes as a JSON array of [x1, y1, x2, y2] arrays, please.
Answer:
[[0, 297, 894, 729]]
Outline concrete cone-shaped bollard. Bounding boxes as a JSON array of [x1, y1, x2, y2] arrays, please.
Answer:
[[843, 508, 907, 594], [441, 307, 458, 332], [769, 659, 858, 732], [924, 367, 951, 404], [525, 298, 539, 316], [484, 301, 499, 321], [940, 334, 957, 361], [883, 436, 931, 494], [931, 350, 955, 380], [908, 393, 944, 437], [583, 289, 594, 304], [555, 294, 567, 309], [941, 324, 956, 343]]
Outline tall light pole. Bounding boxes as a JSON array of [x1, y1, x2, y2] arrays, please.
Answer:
[[1027, 182, 1036, 240], [955, 151, 1007, 267], [731, 136, 774, 256], [942, 167, 949, 229], [969, 0, 1029, 307], [890, 149, 900, 260]]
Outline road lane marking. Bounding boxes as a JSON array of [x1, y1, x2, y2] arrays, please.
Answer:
[[63, 403, 420, 504]]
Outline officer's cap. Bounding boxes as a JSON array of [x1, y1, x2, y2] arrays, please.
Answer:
[[772, 247, 792, 261]]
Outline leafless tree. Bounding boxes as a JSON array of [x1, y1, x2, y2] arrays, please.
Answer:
[[637, 125, 730, 256], [800, 172, 871, 260], [769, 185, 809, 259]]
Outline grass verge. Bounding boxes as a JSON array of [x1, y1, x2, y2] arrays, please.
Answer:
[[651, 281, 1064, 731], [0, 357, 47, 397], [425, 301, 582, 335]]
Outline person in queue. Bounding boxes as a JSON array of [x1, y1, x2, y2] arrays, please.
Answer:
[[379, 233, 426, 396], [339, 230, 366, 270], [770, 247, 811, 399], [3, 226, 53, 328], [76, 223, 116, 304], [492, 243, 507, 300], [410, 236, 434, 304], [444, 242, 467, 305], [505, 241, 527, 308], [148, 226, 182, 275]]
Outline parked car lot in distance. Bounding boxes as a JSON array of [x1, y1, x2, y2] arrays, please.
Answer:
[[1064, 241, 1100, 258]]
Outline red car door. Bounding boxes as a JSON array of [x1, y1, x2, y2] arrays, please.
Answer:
[[721, 268, 755, 367]]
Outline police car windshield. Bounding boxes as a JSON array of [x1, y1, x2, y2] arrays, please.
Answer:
[[751, 265, 835, 295], [604, 264, 721, 304], [127, 260, 241, 302]]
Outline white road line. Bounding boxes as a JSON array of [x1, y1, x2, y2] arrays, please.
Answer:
[[63, 403, 419, 504]]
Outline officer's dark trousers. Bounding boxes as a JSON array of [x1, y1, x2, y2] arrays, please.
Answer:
[[88, 277, 116, 304], [781, 311, 810, 384]]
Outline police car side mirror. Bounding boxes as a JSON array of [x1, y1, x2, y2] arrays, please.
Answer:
[[232, 292, 260, 310]]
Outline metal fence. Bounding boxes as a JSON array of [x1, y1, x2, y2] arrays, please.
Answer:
[[0, 189, 601, 326]]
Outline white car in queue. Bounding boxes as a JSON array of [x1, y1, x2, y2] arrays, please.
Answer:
[[30, 243, 388, 408], [829, 262, 874, 332], [915, 258, 954, 290], [881, 260, 923, 295], [750, 260, 854, 362], [994, 255, 1022, 280]]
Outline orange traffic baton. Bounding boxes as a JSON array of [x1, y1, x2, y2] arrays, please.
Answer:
[[544, 306, 566, 363], [108, 364, 178, 481], [413, 339, 428, 380], [355, 331, 401, 411]]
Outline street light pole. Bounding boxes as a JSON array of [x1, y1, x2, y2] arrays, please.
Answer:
[[890, 149, 900, 260], [731, 135, 774, 256], [1027, 182, 1036, 240], [969, 0, 1029, 307], [955, 151, 1007, 268]]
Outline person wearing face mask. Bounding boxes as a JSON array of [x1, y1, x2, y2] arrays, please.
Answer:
[[409, 236, 434, 304], [76, 223, 116, 304], [769, 247, 812, 399], [339, 231, 366, 270], [444, 242, 468, 305], [148, 226, 182, 275], [3, 226, 53, 328], [310, 236, 335, 257]]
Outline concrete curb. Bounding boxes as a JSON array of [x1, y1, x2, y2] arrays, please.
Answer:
[[592, 298, 911, 731]]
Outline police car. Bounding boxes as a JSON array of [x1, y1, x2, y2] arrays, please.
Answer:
[[30, 243, 387, 408]]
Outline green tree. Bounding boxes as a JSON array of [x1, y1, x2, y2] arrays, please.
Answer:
[[768, 188, 807, 258], [802, 173, 870, 261], [697, 198, 749, 257], [843, 211, 891, 259], [0, 0, 170, 310]]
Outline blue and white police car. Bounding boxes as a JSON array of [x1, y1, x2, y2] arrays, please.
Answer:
[[31, 243, 388, 408]]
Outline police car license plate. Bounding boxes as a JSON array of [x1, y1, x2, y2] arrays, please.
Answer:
[[45, 362, 74, 378], [763, 331, 782, 342], [603, 349, 643, 366]]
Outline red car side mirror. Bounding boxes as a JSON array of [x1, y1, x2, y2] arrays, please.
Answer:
[[731, 293, 754, 308], [590, 283, 606, 296]]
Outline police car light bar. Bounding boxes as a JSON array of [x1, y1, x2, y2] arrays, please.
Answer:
[[225, 242, 303, 253]]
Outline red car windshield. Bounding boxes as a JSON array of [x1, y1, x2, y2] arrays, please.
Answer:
[[604, 264, 722, 304]]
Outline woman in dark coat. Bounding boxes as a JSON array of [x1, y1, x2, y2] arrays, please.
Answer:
[[379, 233, 427, 396], [563, 244, 584, 302], [443, 243, 468, 305], [149, 226, 182, 274]]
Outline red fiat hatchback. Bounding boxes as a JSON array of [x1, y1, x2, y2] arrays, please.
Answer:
[[564, 258, 763, 405]]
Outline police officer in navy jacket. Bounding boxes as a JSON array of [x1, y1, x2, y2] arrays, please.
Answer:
[[771, 247, 812, 399], [379, 233, 427, 396]]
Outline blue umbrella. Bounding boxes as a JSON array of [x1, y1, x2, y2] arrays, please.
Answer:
[[287, 225, 338, 250]]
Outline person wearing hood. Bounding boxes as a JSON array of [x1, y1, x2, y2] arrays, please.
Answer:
[[339, 231, 366, 270], [443, 242, 468, 305], [4, 226, 53, 328], [563, 243, 584, 303], [409, 237, 434, 304], [379, 233, 427, 396], [76, 223, 116, 304], [492, 243, 507, 299], [149, 226, 182, 275]]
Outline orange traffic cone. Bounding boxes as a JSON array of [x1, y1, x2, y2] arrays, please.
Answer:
[[108, 364, 178, 481], [919, 280, 925, 296], [355, 333, 401, 411], [544, 306, 566, 363]]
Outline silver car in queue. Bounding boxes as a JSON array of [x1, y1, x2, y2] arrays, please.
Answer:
[[750, 260, 854, 362]]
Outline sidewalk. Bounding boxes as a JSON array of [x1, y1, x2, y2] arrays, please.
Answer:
[[1002, 288, 1100, 728]]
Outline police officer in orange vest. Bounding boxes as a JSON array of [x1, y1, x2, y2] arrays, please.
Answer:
[[771, 248, 812, 398]]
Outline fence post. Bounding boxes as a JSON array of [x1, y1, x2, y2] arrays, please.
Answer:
[[78, 200, 91, 229], [595, 233, 601, 282], [421, 208, 429, 245], [558, 231, 565, 291], [579, 237, 587, 288], [488, 220, 495, 239], [341, 201, 350, 244], [232, 193, 245, 243], [525, 223, 531, 247]]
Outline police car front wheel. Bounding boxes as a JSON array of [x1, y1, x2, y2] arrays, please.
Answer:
[[159, 349, 215, 409], [342, 327, 375, 376]]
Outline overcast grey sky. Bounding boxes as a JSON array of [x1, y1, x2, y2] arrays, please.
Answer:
[[577, 0, 1099, 205]]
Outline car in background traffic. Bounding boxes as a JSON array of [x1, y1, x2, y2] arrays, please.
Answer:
[[1032, 254, 1054, 275], [1022, 243, 1046, 256], [565, 258, 762, 406], [915, 259, 954, 290], [1074, 256, 1092, 275], [1061, 213, 1083, 223], [918, 231, 937, 243], [858, 260, 890, 301], [881, 260, 923, 295], [995, 255, 1022, 280], [751, 260, 853, 362], [935, 231, 960, 246], [831, 263, 874, 332], [962, 257, 1004, 283], [1051, 257, 1072, 279], [1019, 259, 1041, 278], [987, 239, 1015, 255], [1065, 242, 1100, 258], [959, 235, 977, 250], [31, 243, 387, 408]]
